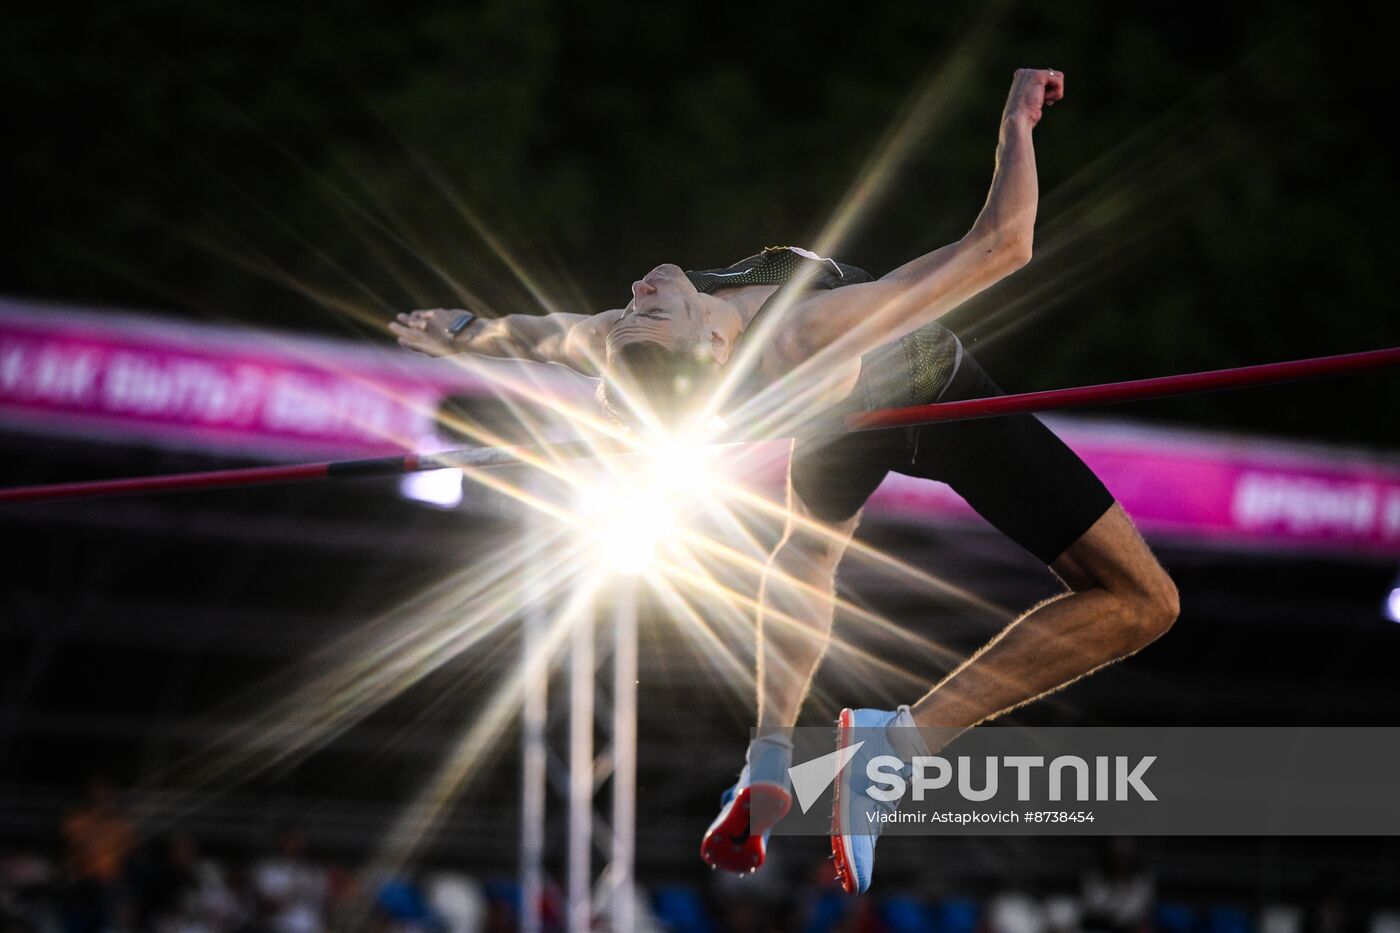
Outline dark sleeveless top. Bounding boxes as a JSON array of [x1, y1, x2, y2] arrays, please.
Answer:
[[685, 245, 869, 295], [684, 246, 963, 430]]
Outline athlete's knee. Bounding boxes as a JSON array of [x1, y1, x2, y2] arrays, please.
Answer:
[[1056, 505, 1177, 648], [1121, 561, 1178, 647]]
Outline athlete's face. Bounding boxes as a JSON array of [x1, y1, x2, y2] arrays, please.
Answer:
[[606, 263, 710, 358]]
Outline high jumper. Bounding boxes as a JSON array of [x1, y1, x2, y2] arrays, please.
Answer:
[[393, 67, 1179, 894]]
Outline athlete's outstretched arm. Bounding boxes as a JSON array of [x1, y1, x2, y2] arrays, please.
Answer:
[[391, 307, 623, 377], [785, 68, 1064, 362]]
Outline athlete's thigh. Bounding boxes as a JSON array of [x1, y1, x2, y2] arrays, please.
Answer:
[[786, 429, 899, 531], [903, 355, 1115, 565], [782, 470, 862, 567]]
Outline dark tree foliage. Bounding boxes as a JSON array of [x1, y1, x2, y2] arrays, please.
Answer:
[[2, 0, 1396, 444]]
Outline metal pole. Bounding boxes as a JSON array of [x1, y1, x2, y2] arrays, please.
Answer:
[[610, 579, 638, 933], [519, 562, 548, 933], [567, 605, 595, 933]]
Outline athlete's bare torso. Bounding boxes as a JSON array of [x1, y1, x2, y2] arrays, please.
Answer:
[[693, 281, 864, 410]]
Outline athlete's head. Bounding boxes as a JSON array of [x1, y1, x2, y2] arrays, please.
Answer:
[[598, 263, 741, 427]]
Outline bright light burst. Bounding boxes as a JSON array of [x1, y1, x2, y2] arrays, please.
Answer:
[[575, 479, 676, 575], [573, 433, 717, 576]]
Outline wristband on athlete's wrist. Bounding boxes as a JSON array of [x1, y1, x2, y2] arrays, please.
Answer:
[[447, 311, 477, 341]]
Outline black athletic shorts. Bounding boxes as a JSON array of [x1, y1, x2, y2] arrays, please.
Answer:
[[789, 349, 1116, 565]]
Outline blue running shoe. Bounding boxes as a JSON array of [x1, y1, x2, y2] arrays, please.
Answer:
[[701, 735, 793, 874], [830, 707, 924, 894]]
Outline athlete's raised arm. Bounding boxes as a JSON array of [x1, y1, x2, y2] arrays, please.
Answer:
[[390, 307, 623, 377], [785, 68, 1063, 362]]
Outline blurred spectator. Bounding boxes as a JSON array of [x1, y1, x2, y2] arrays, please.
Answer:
[[60, 774, 135, 933], [128, 833, 190, 928], [1, 852, 61, 932], [371, 876, 440, 932], [988, 890, 1048, 933], [1044, 895, 1082, 933], [320, 860, 359, 930], [145, 832, 247, 933], [1304, 871, 1361, 933], [1261, 904, 1305, 933], [424, 872, 485, 933], [252, 828, 327, 933], [1080, 839, 1153, 933]]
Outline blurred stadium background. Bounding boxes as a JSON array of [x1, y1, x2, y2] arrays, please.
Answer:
[[3, 1, 1400, 931]]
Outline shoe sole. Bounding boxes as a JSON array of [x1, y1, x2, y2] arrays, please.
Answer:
[[830, 707, 858, 894], [700, 783, 792, 874]]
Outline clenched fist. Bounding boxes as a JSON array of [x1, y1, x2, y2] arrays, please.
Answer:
[[390, 309, 469, 357], [1002, 68, 1065, 129]]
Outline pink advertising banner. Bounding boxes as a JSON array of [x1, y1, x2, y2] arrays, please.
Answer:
[[3, 299, 1399, 556], [0, 300, 528, 458]]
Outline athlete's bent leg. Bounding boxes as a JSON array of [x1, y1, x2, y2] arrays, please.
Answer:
[[701, 485, 859, 873], [830, 503, 1176, 893], [909, 502, 1177, 739], [756, 499, 860, 730]]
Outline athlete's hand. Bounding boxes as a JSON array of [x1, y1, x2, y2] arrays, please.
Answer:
[[391, 309, 467, 357], [1002, 68, 1065, 129]]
